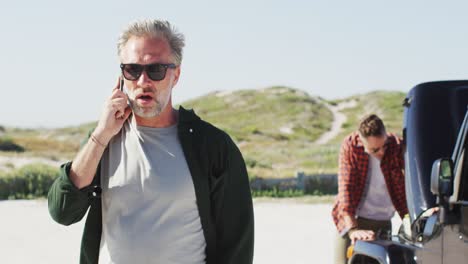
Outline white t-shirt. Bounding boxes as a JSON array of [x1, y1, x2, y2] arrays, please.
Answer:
[[356, 154, 396, 221], [98, 118, 206, 264]]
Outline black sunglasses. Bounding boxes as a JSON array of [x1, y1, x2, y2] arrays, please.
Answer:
[[369, 144, 387, 154], [120, 63, 177, 81], [366, 139, 389, 154]]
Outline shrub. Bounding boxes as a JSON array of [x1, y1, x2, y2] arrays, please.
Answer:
[[0, 163, 59, 199], [0, 137, 25, 152], [245, 157, 257, 168], [251, 187, 304, 198], [304, 175, 337, 195]]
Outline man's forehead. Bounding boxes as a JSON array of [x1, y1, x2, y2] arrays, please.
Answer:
[[366, 135, 388, 145], [120, 36, 172, 61]]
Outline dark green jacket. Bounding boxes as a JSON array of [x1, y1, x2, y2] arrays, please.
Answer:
[[48, 107, 254, 264]]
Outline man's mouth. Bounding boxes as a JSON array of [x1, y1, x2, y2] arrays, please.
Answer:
[[136, 93, 155, 105]]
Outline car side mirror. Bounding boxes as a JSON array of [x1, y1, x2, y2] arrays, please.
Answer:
[[431, 158, 454, 197]]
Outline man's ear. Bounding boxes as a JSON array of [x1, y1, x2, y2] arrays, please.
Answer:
[[171, 65, 181, 87]]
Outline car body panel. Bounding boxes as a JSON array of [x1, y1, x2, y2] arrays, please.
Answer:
[[350, 80, 468, 264], [403, 81, 468, 222]]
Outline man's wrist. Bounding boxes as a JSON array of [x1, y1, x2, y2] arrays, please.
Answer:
[[92, 127, 113, 146], [90, 133, 107, 149]]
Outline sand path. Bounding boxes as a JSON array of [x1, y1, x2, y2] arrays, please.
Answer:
[[315, 100, 357, 145]]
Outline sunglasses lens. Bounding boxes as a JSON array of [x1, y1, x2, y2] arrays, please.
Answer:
[[146, 64, 167, 81], [121, 63, 174, 81], [122, 64, 143, 80]]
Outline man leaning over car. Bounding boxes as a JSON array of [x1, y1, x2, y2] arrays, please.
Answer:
[[331, 114, 408, 263]]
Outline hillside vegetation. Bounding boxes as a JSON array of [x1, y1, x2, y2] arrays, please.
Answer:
[[182, 86, 333, 178], [329, 91, 405, 144], [0, 87, 406, 178]]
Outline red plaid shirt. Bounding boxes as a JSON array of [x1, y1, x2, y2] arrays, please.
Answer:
[[331, 132, 408, 235]]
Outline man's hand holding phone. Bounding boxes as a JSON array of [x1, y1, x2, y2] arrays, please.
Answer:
[[93, 78, 132, 146]]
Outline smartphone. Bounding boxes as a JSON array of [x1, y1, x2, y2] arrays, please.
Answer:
[[116, 78, 127, 119], [120, 78, 124, 92], [119, 78, 131, 110]]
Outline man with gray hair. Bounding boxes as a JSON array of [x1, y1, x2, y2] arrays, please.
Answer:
[[48, 19, 254, 264]]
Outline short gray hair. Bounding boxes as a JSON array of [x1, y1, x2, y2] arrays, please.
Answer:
[[117, 19, 185, 65]]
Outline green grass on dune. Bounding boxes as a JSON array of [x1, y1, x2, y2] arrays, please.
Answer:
[[182, 86, 333, 143], [182, 86, 334, 178]]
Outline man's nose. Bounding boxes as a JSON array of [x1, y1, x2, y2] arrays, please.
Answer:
[[137, 70, 152, 86], [376, 148, 385, 158]]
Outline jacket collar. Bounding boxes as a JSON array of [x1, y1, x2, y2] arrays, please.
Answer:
[[178, 105, 201, 124]]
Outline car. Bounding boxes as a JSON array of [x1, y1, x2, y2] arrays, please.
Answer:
[[349, 80, 468, 264]]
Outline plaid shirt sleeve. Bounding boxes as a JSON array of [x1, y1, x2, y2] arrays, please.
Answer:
[[332, 134, 369, 235]]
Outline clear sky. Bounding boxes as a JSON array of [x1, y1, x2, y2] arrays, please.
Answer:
[[2, 0, 468, 128]]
